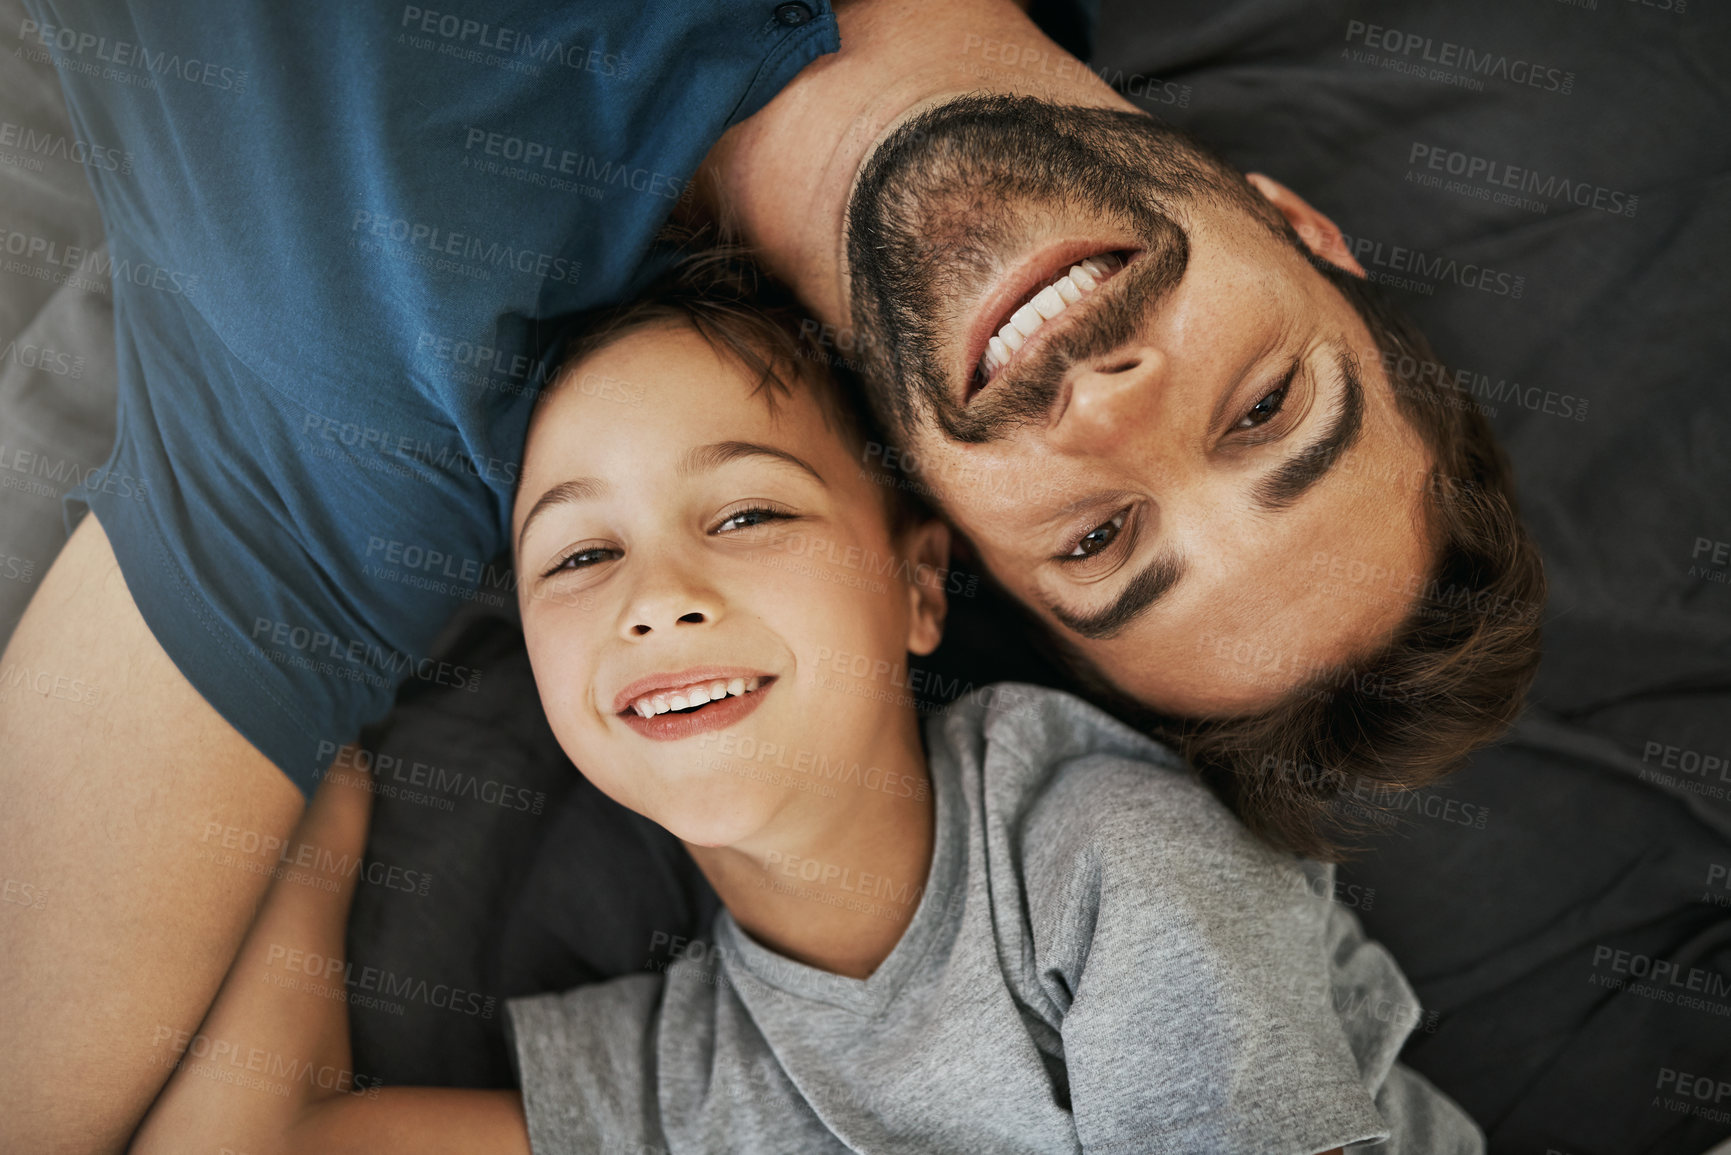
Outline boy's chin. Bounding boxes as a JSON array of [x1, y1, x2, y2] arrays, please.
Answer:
[[658, 804, 771, 851]]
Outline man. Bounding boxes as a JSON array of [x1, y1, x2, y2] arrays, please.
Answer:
[[698, 2, 1542, 855], [0, 1, 1538, 1151]]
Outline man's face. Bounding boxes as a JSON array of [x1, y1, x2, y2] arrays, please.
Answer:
[[847, 96, 1434, 716]]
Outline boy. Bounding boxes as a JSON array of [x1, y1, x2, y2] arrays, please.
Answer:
[[130, 256, 1483, 1153]]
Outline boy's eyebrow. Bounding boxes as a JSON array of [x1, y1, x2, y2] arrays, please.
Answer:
[[679, 440, 826, 485], [516, 442, 826, 556], [517, 477, 608, 555]]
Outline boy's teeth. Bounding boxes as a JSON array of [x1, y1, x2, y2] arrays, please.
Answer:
[[978, 254, 1124, 381], [630, 676, 766, 718]]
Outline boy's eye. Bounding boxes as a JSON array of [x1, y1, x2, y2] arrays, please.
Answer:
[[713, 505, 795, 534], [543, 545, 620, 578]]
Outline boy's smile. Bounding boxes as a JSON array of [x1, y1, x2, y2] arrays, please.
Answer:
[[616, 669, 775, 741]]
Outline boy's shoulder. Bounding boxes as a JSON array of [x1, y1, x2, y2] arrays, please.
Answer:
[[929, 682, 1291, 881]]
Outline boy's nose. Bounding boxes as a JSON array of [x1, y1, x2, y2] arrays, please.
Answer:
[[621, 565, 722, 639], [627, 608, 709, 637]]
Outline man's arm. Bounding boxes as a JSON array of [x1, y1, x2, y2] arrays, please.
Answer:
[[127, 739, 529, 1155], [0, 514, 306, 1154]]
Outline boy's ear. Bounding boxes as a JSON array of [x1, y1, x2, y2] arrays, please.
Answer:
[[901, 519, 950, 658]]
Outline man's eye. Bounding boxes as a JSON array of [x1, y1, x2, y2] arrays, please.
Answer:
[[714, 506, 794, 533], [1066, 511, 1126, 559], [1236, 385, 1288, 430], [544, 545, 620, 577]]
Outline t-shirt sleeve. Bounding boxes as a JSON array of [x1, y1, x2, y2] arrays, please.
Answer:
[[506, 974, 668, 1154], [1015, 754, 1484, 1155]]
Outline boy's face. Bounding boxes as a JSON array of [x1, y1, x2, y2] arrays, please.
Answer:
[[514, 324, 943, 849]]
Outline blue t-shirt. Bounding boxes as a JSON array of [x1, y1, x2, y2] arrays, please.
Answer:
[[20, 0, 850, 790], [21, 0, 1098, 793]]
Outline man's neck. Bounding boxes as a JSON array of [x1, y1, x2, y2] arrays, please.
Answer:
[[695, 0, 1134, 329], [684, 712, 934, 980]]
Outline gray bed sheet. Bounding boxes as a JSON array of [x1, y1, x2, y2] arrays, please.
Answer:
[[0, 0, 116, 642], [2, 1, 1727, 1152]]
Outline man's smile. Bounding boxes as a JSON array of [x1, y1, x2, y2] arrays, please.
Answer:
[[970, 248, 1138, 396]]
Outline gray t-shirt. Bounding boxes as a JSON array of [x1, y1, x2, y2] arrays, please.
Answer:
[[507, 684, 1484, 1154]]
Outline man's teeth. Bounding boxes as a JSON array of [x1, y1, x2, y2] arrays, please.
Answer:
[[979, 255, 1122, 380], [631, 676, 761, 718]]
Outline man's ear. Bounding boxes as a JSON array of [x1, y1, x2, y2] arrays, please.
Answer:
[[900, 519, 951, 658], [1244, 172, 1367, 277]]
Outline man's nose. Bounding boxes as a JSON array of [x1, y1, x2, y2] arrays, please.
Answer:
[[1050, 343, 1169, 454], [620, 562, 722, 639]]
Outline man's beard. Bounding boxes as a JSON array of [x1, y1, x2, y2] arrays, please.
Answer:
[[844, 94, 1229, 444]]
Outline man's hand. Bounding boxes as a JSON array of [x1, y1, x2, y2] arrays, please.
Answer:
[[0, 514, 306, 1154]]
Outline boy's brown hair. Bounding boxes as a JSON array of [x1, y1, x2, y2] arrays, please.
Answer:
[[539, 245, 925, 534]]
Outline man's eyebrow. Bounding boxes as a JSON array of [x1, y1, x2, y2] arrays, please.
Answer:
[[1250, 349, 1365, 512], [678, 440, 827, 484], [516, 477, 608, 555], [1048, 548, 1187, 641]]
